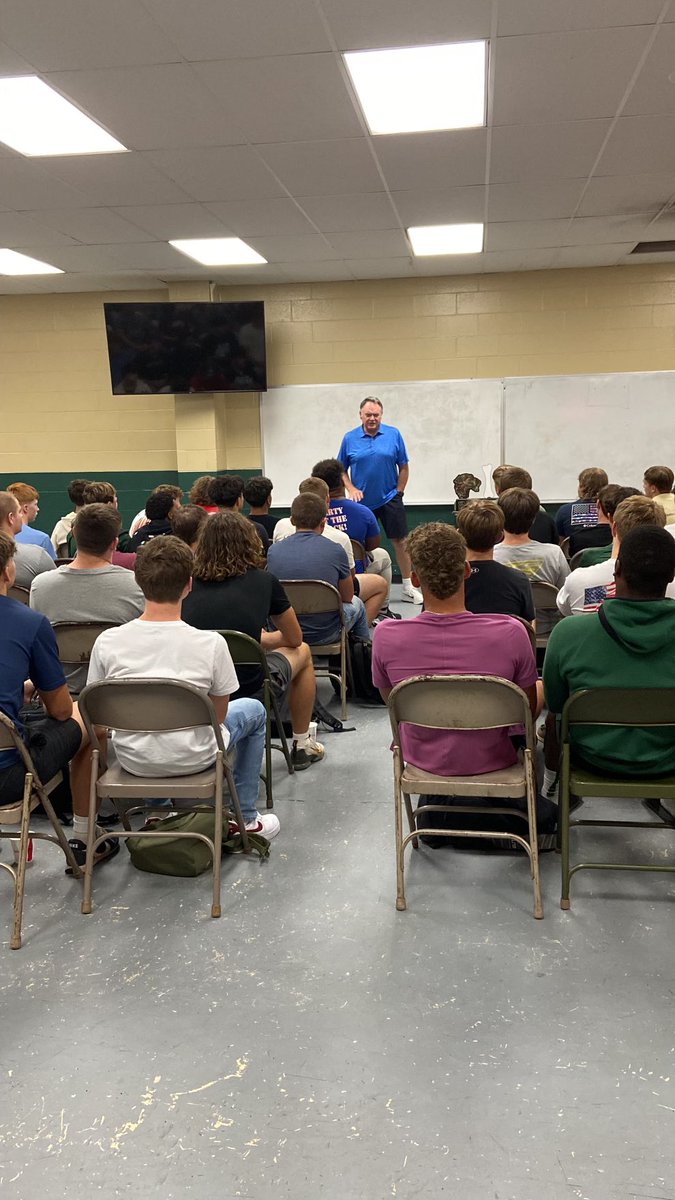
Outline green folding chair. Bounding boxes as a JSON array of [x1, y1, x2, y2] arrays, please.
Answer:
[[559, 688, 675, 910]]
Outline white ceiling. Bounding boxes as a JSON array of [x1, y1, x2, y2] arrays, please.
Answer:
[[2, 0, 675, 293]]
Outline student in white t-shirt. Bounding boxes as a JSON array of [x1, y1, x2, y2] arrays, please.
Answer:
[[87, 536, 278, 840], [556, 494, 672, 615]]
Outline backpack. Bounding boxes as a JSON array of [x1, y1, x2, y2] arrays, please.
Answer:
[[126, 808, 269, 876], [329, 634, 385, 707]]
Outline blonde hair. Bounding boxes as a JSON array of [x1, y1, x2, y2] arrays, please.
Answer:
[[614, 495, 666, 539]]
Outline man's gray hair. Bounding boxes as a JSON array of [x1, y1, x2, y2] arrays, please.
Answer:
[[359, 396, 383, 412]]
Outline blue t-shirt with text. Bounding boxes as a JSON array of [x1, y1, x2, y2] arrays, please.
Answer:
[[327, 498, 379, 570], [337, 423, 408, 511]]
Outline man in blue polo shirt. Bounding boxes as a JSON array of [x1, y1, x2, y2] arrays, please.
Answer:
[[337, 397, 422, 604]]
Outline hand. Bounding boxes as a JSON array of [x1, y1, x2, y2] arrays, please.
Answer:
[[349, 486, 364, 502]]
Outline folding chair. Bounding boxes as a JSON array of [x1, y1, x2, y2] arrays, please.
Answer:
[[530, 580, 563, 651], [8, 585, 30, 605], [218, 630, 294, 810], [512, 615, 537, 657], [560, 536, 571, 560], [349, 538, 367, 573], [559, 688, 675, 910], [568, 550, 586, 571], [388, 675, 543, 919], [0, 713, 82, 949], [78, 679, 251, 921], [52, 622, 118, 694], [279, 580, 349, 718]]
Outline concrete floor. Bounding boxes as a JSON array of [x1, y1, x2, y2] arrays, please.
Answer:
[[1, 592, 675, 1199]]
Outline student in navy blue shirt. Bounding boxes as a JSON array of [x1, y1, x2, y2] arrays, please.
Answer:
[[312, 457, 395, 615], [555, 466, 608, 540], [337, 397, 422, 605]]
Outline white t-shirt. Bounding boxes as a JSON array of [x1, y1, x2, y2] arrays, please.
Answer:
[[557, 557, 675, 615], [129, 507, 150, 537], [87, 619, 239, 775], [273, 517, 355, 569]]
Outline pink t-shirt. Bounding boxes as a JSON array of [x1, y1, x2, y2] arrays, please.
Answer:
[[372, 610, 537, 777]]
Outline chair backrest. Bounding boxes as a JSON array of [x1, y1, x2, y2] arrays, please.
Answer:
[[511, 615, 537, 657], [218, 629, 266, 669], [280, 579, 343, 619], [568, 550, 586, 571], [530, 580, 559, 609], [56, 557, 74, 566], [78, 679, 225, 752], [560, 536, 570, 560], [52, 622, 118, 667], [0, 711, 40, 779], [350, 539, 366, 571], [388, 674, 534, 748], [562, 688, 675, 741], [8, 585, 30, 605]]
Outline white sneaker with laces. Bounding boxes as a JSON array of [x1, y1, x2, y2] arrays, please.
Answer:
[[400, 584, 423, 605], [245, 812, 280, 840]]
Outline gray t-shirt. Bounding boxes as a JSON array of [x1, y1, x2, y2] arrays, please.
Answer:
[[493, 540, 570, 635], [267, 530, 350, 643], [30, 564, 145, 692], [14, 543, 56, 590]]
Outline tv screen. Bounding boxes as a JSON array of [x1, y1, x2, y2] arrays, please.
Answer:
[[103, 301, 267, 395]]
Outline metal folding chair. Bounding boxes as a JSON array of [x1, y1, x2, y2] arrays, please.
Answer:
[[530, 580, 563, 650], [0, 713, 82, 949], [78, 679, 251, 921], [218, 630, 294, 810], [279, 580, 349, 718], [388, 674, 543, 919], [349, 538, 367, 573], [560, 536, 571, 560], [52, 621, 119, 695], [8, 585, 30, 605]]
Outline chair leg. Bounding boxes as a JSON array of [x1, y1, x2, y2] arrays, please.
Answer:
[[263, 685, 273, 810], [403, 791, 418, 850], [10, 774, 32, 950], [394, 765, 406, 911], [37, 787, 82, 878], [524, 753, 543, 919], [560, 759, 572, 911], [340, 632, 348, 720], [211, 756, 223, 919], [81, 750, 99, 916], [270, 690, 294, 774]]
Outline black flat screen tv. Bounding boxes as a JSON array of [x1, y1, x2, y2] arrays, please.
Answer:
[[104, 301, 267, 395]]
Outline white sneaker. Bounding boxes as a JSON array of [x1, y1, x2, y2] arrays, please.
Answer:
[[245, 812, 280, 840], [400, 585, 423, 605]]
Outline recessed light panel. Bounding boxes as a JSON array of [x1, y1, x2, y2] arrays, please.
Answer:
[[407, 223, 484, 255], [169, 238, 267, 266], [344, 41, 487, 135], [0, 248, 63, 275], [0, 76, 127, 156]]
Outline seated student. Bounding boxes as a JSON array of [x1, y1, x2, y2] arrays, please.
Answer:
[[30, 504, 144, 693], [0, 531, 105, 863], [66, 481, 135, 563], [555, 467, 609, 540], [129, 490, 175, 551], [311, 457, 394, 607], [129, 484, 183, 538], [243, 476, 278, 537], [372, 523, 555, 840], [457, 500, 535, 622], [182, 511, 323, 770], [87, 536, 277, 839], [50, 478, 90, 559], [575, 484, 639, 567], [267, 492, 371, 643], [556, 494, 672, 615], [492, 465, 558, 544], [273, 478, 355, 570], [7, 483, 56, 560], [169, 503, 208, 551], [544, 525, 675, 778], [493, 488, 569, 635], [189, 475, 217, 513], [207, 475, 270, 552], [0, 491, 55, 589], [643, 465, 675, 525]]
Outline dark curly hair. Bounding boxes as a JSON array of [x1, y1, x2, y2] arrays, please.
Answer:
[[192, 511, 265, 581]]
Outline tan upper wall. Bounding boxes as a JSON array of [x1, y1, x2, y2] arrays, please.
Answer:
[[2, 263, 675, 473]]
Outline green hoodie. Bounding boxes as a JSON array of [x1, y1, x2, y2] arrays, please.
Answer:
[[543, 598, 675, 777]]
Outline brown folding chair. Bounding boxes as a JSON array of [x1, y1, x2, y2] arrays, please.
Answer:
[[512, 615, 537, 657], [279, 580, 349, 718], [52, 622, 119, 695], [350, 538, 367, 573], [0, 713, 82, 949], [8, 585, 30, 605], [560, 536, 571, 561], [78, 678, 250, 921], [568, 550, 586, 571], [219, 630, 294, 810], [388, 674, 543, 919], [530, 580, 563, 650]]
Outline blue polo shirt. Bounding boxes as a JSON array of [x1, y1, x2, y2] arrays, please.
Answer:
[[327, 498, 379, 570], [337, 423, 408, 511], [15, 525, 56, 559], [0, 597, 66, 766]]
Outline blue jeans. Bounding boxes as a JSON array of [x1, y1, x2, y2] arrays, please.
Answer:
[[224, 698, 266, 823], [343, 595, 370, 641]]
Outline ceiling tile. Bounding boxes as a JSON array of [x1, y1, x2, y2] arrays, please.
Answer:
[[0, 212, 78, 247], [0, 160, 91, 210], [488, 179, 586, 221], [33, 207, 152, 244], [45, 154, 193, 206], [241, 234, 341, 262], [142, 0, 330, 58], [480, 248, 557, 272], [563, 214, 655, 246], [194, 55, 363, 144], [596, 115, 675, 176], [0, 0, 181, 69], [390, 185, 486, 225], [492, 27, 652, 125], [497, 1, 665, 36], [256, 139, 382, 195], [204, 198, 317, 237], [297, 192, 396, 233], [45, 242, 186, 272], [327, 229, 409, 257], [624, 23, 675, 116], [489, 120, 611, 184], [0, 38, 32, 72], [115, 204, 232, 240], [578, 173, 675, 217], [411, 254, 483, 276], [552, 243, 635, 267], [374, 129, 488, 191], [320, 0, 493, 48], [144, 147, 284, 202], [485, 220, 570, 250], [344, 257, 413, 279]]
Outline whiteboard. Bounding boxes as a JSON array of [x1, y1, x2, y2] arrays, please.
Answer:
[[504, 371, 675, 501], [261, 378, 503, 506]]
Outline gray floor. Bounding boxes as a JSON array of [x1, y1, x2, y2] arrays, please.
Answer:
[[2, 593, 675, 1199]]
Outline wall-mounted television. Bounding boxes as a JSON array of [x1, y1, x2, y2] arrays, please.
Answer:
[[103, 301, 267, 395]]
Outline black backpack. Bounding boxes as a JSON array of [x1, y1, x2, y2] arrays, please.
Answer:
[[329, 634, 385, 707]]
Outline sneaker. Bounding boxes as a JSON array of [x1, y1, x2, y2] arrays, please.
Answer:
[[400, 585, 423, 605], [291, 736, 325, 771], [245, 813, 280, 840], [65, 836, 120, 874], [375, 607, 402, 623]]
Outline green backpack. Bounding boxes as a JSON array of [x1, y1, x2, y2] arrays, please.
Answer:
[[126, 808, 270, 876]]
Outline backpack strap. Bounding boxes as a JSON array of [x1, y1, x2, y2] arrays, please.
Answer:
[[598, 603, 623, 647]]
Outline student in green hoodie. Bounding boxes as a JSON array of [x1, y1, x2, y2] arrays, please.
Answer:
[[543, 525, 675, 778]]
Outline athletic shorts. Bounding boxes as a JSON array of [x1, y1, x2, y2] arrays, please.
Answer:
[[263, 650, 293, 702], [372, 492, 408, 540], [0, 717, 82, 806]]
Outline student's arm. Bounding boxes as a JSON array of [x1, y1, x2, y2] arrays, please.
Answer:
[[556, 548, 571, 588], [38, 684, 73, 721], [263, 606, 303, 650], [364, 534, 381, 551], [208, 694, 229, 725], [523, 683, 538, 719], [28, 618, 71, 718], [338, 575, 354, 604]]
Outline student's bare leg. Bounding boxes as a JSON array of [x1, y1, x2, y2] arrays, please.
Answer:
[[275, 644, 316, 733], [356, 574, 388, 623]]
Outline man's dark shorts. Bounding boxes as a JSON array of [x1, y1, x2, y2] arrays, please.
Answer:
[[0, 717, 82, 806], [260, 651, 293, 703], [372, 492, 408, 540]]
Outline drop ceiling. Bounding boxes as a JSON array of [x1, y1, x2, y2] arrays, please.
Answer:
[[1, 0, 675, 293]]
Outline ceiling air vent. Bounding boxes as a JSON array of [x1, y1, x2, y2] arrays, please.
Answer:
[[631, 240, 675, 254]]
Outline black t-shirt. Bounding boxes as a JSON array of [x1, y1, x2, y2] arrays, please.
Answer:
[[247, 513, 278, 537], [465, 559, 536, 621], [181, 569, 290, 696], [530, 510, 558, 545], [568, 523, 612, 558], [129, 519, 173, 550]]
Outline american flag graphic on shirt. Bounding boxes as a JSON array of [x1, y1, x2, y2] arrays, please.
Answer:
[[583, 580, 615, 611], [571, 501, 598, 528]]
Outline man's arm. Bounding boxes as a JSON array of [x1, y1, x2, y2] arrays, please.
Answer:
[[523, 682, 539, 719], [209, 694, 229, 725], [338, 575, 354, 604], [262, 606, 303, 650], [38, 683, 73, 722], [342, 471, 363, 502], [396, 464, 409, 494]]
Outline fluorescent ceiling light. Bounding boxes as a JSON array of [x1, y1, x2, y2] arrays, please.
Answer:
[[0, 76, 126, 156], [408, 223, 484, 255], [0, 248, 63, 275], [169, 238, 267, 266], [344, 41, 487, 135]]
